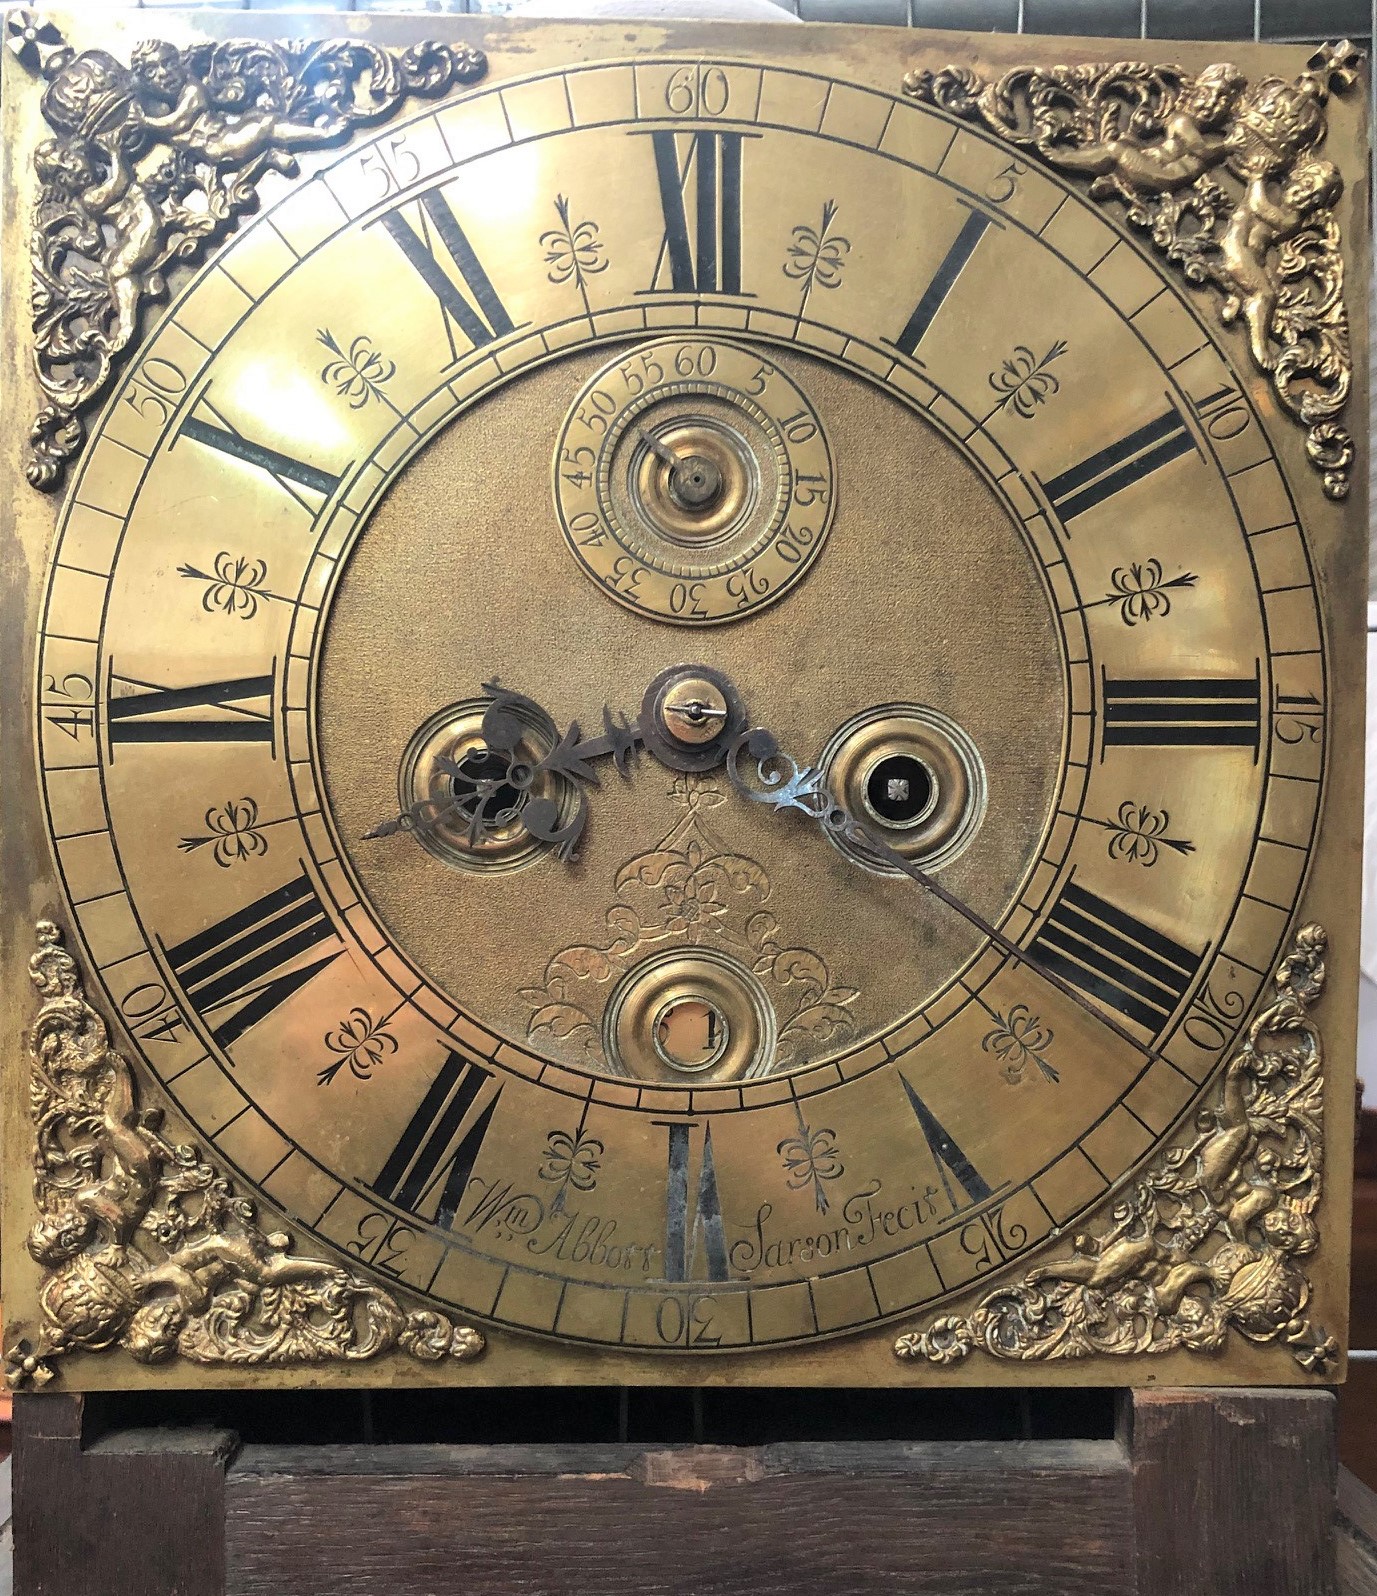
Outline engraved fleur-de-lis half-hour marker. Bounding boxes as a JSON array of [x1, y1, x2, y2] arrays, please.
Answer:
[[783, 198, 851, 312], [318, 328, 396, 410], [778, 1123, 845, 1214], [318, 1007, 399, 1087], [988, 339, 1067, 419], [537, 1127, 604, 1214], [981, 1004, 1058, 1085], [1084, 558, 1199, 627], [177, 552, 293, 620], [176, 797, 297, 867], [540, 194, 608, 317], [1087, 801, 1196, 868]]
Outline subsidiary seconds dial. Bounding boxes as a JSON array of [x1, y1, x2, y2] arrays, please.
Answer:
[[553, 336, 835, 623]]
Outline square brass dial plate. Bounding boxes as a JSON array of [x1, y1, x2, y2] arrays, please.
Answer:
[[0, 6, 1366, 1392]]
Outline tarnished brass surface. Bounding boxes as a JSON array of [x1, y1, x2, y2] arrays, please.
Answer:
[[907, 43, 1362, 497], [897, 922, 1333, 1371], [4, 6, 487, 490], [7, 921, 484, 1388], [0, 9, 1365, 1390]]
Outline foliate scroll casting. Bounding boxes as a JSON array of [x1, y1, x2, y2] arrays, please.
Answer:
[[4, 921, 484, 1389], [895, 924, 1334, 1374], [905, 43, 1361, 499], [5, 8, 487, 492]]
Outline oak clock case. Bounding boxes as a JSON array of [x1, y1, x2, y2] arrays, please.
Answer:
[[0, 10, 1364, 1394]]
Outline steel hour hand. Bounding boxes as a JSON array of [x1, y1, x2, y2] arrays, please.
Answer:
[[363, 666, 740, 861]]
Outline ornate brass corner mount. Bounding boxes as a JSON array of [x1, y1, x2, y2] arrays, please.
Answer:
[[4, 8, 487, 494], [5, 921, 485, 1390], [906, 43, 1361, 500], [895, 924, 1334, 1374]]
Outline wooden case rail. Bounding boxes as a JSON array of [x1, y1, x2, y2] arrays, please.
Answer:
[[13, 1386, 1336, 1596]]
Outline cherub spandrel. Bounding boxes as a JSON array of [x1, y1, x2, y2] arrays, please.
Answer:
[[34, 136, 191, 356], [1213, 159, 1343, 370], [1051, 62, 1246, 197], [130, 40, 349, 174]]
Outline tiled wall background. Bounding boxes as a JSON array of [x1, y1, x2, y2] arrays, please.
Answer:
[[50, 0, 1376, 37]]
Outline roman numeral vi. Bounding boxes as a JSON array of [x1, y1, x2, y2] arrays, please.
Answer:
[[662, 1122, 728, 1282]]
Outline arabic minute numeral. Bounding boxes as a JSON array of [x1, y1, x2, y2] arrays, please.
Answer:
[[774, 523, 814, 564], [348, 1212, 415, 1278], [566, 510, 607, 548], [654, 1294, 722, 1348], [576, 388, 616, 434], [121, 355, 188, 426], [669, 581, 708, 618], [617, 348, 665, 392], [560, 443, 595, 488], [41, 670, 94, 741], [726, 569, 769, 609], [118, 979, 188, 1046], [1187, 379, 1253, 442], [674, 343, 717, 377], [664, 64, 731, 117], [986, 159, 1026, 203], [358, 134, 422, 200], [1274, 688, 1323, 744], [778, 409, 817, 445], [1183, 979, 1247, 1051], [605, 558, 645, 600]]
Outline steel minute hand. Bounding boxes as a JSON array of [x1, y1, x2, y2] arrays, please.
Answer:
[[724, 727, 1167, 1070]]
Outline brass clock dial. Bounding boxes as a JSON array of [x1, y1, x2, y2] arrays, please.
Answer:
[[4, 15, 1363, 1388]]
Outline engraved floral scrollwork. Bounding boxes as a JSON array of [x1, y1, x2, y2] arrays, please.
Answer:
[[905, 43, 1361, 497], [894, 924, 1333, 1373], [6, 9, 487, 491], [520, 777, 859, 1072], [5, 921, 484, 1388]]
